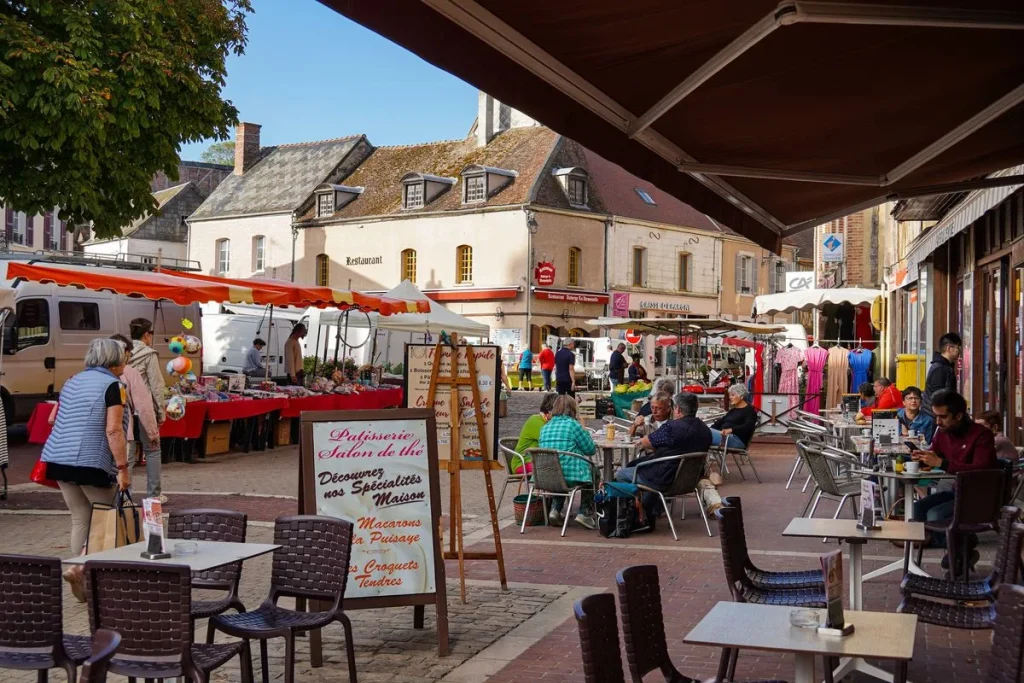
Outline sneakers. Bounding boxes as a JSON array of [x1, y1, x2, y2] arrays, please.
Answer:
[[548, 508, 564, 525], [575, 513, 598, 530]]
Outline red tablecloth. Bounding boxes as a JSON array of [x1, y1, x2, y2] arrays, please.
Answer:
[[160, 401, 207, 439], [279, 394, 343, 418], [279, 388, 403, 417], [205, 397, 289, 422], [26, 401, 56, 445]]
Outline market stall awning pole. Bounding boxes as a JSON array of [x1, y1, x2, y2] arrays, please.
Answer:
[[265, 305, 274, 383]]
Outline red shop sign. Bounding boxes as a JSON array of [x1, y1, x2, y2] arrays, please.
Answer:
[[534, 261, 555, 286]]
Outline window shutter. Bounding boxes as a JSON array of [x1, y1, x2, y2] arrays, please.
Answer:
[[4, 208, 12, 243], [25, 213, 34, 246], [751, 257, 759, 293], [43, 212, 52, 249], [768, 258, 777, 293], [734, 253, 742, 293]]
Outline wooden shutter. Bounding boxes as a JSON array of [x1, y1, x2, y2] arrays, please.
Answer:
[[25, 213, 33, 246], [751, 256, 759, 293], [734, 253, 742, 293], [768, 258, 777, 293], [530, 324, 540, 353], [4, 208, 12, 243], [43, 212, 52, 249]]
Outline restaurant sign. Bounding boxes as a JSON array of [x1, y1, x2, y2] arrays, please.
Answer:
[[534, 261, 555, 286], [533, 288, 609, 304]]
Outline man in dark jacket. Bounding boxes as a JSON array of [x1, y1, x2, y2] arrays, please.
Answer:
[[608, 343, 627, 390], [923, 332, 960, 414]]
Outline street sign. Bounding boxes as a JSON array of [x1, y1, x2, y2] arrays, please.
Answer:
[[821, 233, 844, 263], [625, 329, 642, 344]]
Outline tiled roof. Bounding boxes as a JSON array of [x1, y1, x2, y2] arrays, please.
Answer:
[[301, 127, 560, 221], [85, 183, 195, 244], [782, 228, 815, 262], [191, 135, 364, 220], [580, 147, 723, 233]]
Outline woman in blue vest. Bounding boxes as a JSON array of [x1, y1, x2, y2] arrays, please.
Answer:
[[42, 338, 132, 600]]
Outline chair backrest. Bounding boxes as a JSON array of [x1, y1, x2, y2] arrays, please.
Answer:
[[525, 448, 571, 494], [952, 469, 1007, 527], [167, 508, 247, 588], [663, 452, 710, 498], [498, 437, 525, 473], [85, 561, 191, 661], [714, 507, 751, 601], [991, 507, 1022, 585], [798, 441, 845, 497], [573, 593, 626, 683], [1001, 524, 1024, 588], [988, 584, 1024, 682], [720, 496, 750, 565], [615, 565, 673, 681], [270, 515, 354, 604], [78, 629, 121, 683], [0, 554, 63, 650]]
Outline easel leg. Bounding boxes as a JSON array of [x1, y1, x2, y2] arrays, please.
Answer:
[[454, 464, 467, 603]]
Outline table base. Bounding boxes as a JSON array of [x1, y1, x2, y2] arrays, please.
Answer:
[[828, 656, 907, 683]]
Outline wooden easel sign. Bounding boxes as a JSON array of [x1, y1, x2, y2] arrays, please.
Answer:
[[299, 408, 449, 656]]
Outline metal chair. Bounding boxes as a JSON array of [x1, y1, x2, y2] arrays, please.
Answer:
[[711, 440, 761, 483], [785, 421, 827, 490], [83, 560, 251, 683], [497, 437, 529, 508], [0, 554, 90, 681], [630, 452, 711, 539], [210, 515, 357, 683], [721, 497, 824, 590], [521, 448, 599, 536], [167, 508, 248, 644], [797, 441, 863, 524], [77, 630, 121, 683]]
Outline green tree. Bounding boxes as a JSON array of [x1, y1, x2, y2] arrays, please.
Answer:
[[0, 0, 251, 239], [200, 140, 235, 166]]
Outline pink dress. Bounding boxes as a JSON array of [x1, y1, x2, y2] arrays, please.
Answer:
[[776, 346, 803, 395], [803, 346, 829, 414]]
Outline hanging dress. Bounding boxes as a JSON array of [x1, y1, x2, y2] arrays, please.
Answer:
[[776, 345, 804, 412], [752, 343, 765, 411], [849, 348, 874, 391], [826, 345, 850, 409], [803, 346, 829, 414]]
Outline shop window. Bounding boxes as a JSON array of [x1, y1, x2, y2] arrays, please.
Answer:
[[316, 253, 330, 287], [401, 249, 417, 283], [58, 301, 100, 330], [456, 245, 473, 284], [568, 247, 581, 287]]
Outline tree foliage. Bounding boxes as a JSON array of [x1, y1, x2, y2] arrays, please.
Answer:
[[0, 0, 251, 238], [201, 140, 235, 166]]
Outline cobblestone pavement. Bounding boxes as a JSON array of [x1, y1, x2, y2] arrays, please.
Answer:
[[0, 392, 1001, 682]]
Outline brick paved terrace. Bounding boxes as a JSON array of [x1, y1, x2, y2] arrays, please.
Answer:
[[0, 392, 1003, 682]]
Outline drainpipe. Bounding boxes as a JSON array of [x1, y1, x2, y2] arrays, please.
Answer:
[[290, 212, 298, 282], [525, 209, 538, 345], [603, 216, 613, 318]]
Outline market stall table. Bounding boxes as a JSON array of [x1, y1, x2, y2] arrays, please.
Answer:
[[684, 602, 916, 683], [65, 539, 279, 572]]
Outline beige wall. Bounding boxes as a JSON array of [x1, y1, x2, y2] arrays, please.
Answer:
[[188, 213, 298, 281], [720, 240, 798, 322], [1, 205, 75, 252], [607, 218, 719, 296]]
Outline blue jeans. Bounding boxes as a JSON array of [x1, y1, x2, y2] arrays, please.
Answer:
[[615, 467, 663, 517], [710, 430, 745, 449], [609, 378, 619, 391], [541, 369, 552, 391], [913, 490, 955, 547]]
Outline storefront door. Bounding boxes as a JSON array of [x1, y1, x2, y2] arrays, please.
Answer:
[[980, 260, 1008, 414], [1015, 266, 1024, 443]]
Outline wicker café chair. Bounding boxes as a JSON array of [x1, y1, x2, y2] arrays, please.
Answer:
[[83, 560, 250, 683], [989, 584, 1024, 682], [210, 515, 357, 683], [716, 507, 826, 608], [521, 448, 599, 536], [0, 554, 91, 681], [899, 522, 1024, 630], [631, 452, 711, 539], [574, 593, 628, 683], [721, 497, 824, 591], [77, 629, 121, 683], [497, 437, 529, 508], [902, 506, 1021, 603], [167, 508, 248, 643]]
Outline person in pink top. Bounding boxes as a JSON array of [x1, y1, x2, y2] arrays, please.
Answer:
[[111, 334, 161, 500]]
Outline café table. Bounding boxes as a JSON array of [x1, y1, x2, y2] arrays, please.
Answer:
[[782, 518, 924, 611], [684, 601, 916, 683], [591, 435, 637, 481], [863, 468, 957, 581], [65, 539, 280, 572]]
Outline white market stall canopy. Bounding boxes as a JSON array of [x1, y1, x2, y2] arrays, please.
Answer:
[[753, 288, 882, 316], [586, 316, 786, 337], [318, 280, 489, 337]]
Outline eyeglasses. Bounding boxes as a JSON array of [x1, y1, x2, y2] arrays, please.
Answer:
[[905, 395, 921, 401]]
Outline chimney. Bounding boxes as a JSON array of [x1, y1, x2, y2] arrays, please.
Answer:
[[476, 92, 494, 148], [234, 122, 261, 175]]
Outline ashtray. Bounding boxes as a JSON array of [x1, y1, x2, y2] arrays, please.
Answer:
[[789, 609, 821, 629], [173, 541, 198, 556]]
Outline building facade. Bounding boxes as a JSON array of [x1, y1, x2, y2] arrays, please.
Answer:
[[2, 206, 77, 253]]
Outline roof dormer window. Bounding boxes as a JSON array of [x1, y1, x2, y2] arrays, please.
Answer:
[[401, 172, 455, 210], [461, 165, 517, 204], [553, 167, 590, 209], [314, 183, 364, 217]]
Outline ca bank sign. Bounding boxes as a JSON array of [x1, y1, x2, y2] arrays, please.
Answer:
[[821, 233, 844, 263]]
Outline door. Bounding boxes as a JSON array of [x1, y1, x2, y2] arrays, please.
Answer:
[[981, 261, 1008, 414], [1015, 266, 1024, 444], [2, 297, 57, 415]]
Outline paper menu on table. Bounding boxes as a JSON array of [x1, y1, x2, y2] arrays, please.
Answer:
[[820, 549, 845, 629]]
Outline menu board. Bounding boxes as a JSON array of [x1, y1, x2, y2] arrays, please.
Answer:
[[298, 408, 449, 654], [820, 549, 846, 629], [403, 343, 500, 463]]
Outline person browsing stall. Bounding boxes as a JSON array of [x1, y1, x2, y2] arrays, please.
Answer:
[[517, 346, 534, 391], [554, 339, 577, 395], [538, 343, 555, 392], [709, 384, 758, 449], [127, 318, 164, 499], [539, 395, 598, 529], [244, 338, 267, 377], [608, 343, 627, 390], [284, 323, 306, 385], [627, 354, 648, 383], [897, 386, 935, 443], [629, 392, 672, 439]]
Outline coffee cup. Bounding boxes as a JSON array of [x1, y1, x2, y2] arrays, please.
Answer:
[[904, 461, 921, 475]]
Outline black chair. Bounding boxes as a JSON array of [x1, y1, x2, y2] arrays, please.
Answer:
[[210, 515, 357, 683], [84, 560, 251, 682], [0, 554, 90, 681], [77, 629, 121, 683], [574, 593, 628, 683], [988, 584, 1024, 681]]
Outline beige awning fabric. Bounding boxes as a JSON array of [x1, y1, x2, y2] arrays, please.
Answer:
[[587, 316, 786, 336], [753, 288, 882, 316]]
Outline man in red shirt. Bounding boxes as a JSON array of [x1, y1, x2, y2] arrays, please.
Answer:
[[537, 343, 556, 392], [873, 377, 903, 411], [911, 389, 997, 558]]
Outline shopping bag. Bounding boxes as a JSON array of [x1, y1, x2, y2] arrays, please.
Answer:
[[86, 489, 142, 553], [30, 459, 59, 489]]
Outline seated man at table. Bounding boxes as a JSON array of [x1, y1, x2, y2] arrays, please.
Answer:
[[911, 389, 997, 560], [628, 392, 672, 439], [873, 377, 903, 411], [637, 378, 676, 418], [617, 392, 712, 520], [244, 338, 267, 378], [854, 382, 876, 422], [897, 386, 935, 443]]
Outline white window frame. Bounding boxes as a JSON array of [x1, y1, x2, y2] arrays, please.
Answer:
[[216, 239, 230, 274], [12, 212, 26, 245], [739, 253, 754, 294], [253, 235, 266, 273], [463, 174, 487, 203], [316, 193, 334, 218], [403, 182, 425, 210]]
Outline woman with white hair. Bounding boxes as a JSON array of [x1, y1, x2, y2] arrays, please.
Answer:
[[41, 338, 131, 600], [709, 383, 758, 450]]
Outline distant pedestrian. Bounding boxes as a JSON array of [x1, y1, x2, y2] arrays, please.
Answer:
[[627, 354, 648, 383], [924, 332, 960, 414], [244, 338, 267, 377], [285, 323, 306, 385], [538, 343, 555, 391], [554, 340, 576, 396], [518, 346, 534, 391], [127, 318, 165, 501], [608, 343, 626, 390]]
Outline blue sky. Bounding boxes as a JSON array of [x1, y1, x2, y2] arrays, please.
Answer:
[[178, 0, 477, 160]]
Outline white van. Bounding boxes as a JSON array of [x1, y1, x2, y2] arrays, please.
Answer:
[[202, 312, 296, 377], [0, 259, 202, 423]]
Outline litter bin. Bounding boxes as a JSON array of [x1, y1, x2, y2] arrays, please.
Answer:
[[896, 354, 926, 390]]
